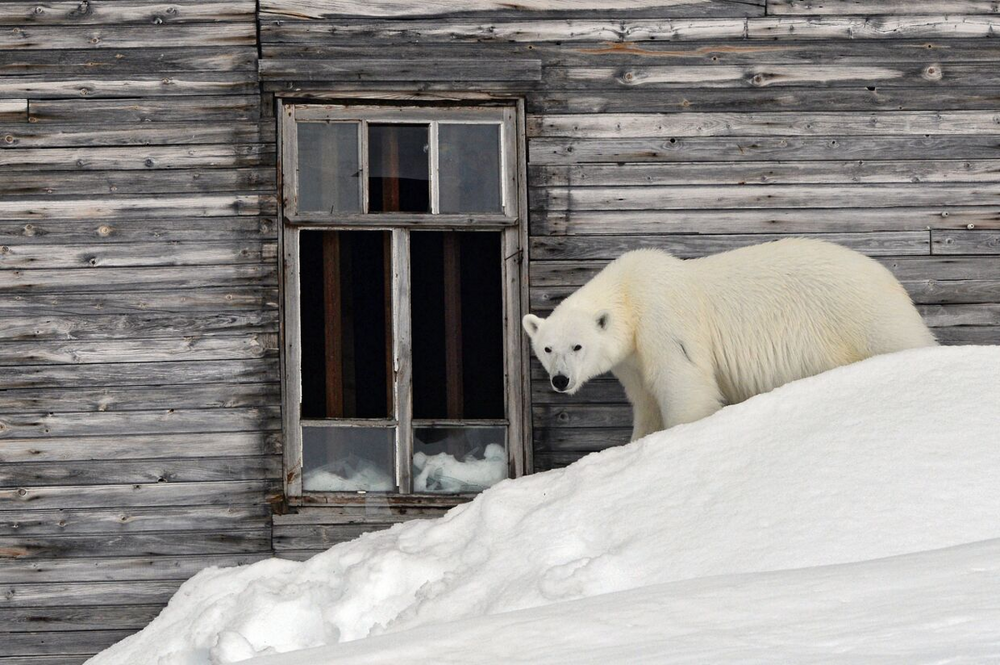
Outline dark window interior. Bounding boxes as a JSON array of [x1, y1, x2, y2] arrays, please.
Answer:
[[300, 230, 392, 419], [368, 124, 430, 213], [411, 231, 504, 420]]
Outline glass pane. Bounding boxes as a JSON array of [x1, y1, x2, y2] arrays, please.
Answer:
[[368, 124, 430, 213], [413, 427, 507, 494], [297, 122, 361, 213], [300, 230, 392, 419], [302, 426, 396, 492], [439, 124, 502, 214], [411, 231, 505, 420]]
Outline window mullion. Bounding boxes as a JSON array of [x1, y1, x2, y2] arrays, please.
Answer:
[[391, 228, 414, 493], [429, 121, 440, 215], [360, 120, 369, 215]]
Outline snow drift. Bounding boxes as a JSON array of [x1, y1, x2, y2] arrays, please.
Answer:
[[87, 346, 1000, 664]]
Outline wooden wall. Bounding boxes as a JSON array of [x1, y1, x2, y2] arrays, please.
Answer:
[[3, 0, 1000, 660], [0, 1, 280, 662], [258, 0, 1000, 478]]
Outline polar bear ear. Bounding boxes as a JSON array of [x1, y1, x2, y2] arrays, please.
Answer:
[[522, 314, 544, 339], [596, 311, 610, 331]]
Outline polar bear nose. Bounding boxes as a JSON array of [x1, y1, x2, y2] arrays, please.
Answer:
[[551, 374, 570, 391]]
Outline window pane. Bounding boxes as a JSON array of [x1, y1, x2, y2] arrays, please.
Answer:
[[369, 124, 430, 213], [300, 230, 392, 419], [411, 231, 505, 420], [302, 426, 395, 492], [439, 124, 502, 214], [297, 122, 361, 213], [413, 427, 507, 494]]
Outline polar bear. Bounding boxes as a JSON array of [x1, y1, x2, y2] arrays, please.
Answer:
[[523, 239, 937, 441]]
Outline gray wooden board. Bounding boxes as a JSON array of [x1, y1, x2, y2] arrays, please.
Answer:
[[0, 122, 267, 148], [0, 73, 258, 99], [0, 553, 270, 584], [28, 96, 261, 123], [0, 382, 281, 413], [0, 144, 274, 171], [0, 605, 164, 632], [0, 289, 278, 316], [528, 136, 1000, 165], [0, 24, 256, 50], [0, 334, 277, 366], [0, 47, 258, 75], [272, 523, 394, 550], [0, 406, 281, 439], [0, 1, 255, 26], [0, 480, 281, 511], [0, 432, 281, 464], [0, 266, 277, 293], [2, 456, 281, 488], [0, 581, 185, 608], [0, 359, 279, 390], [768, 1, 1000, 14], [529, 207, 1000, 235], [0, 505, 271, 536], [260, 58, 542, 81], [0, 530, 273, 560], [0, 170, 275, 197], [0, 241, 277, 269], [2, 630, 138, 657]]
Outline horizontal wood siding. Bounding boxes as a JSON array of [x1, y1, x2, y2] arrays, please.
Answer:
[[0, 1, 277, 662], [258, 0, 1000, 488]]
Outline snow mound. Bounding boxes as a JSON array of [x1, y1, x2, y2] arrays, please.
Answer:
[[251, 538, 1000, 665], [87, 346, 1000, 665]]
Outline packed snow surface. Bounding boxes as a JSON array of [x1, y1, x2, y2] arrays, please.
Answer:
[[87, 346, 1000, 664]]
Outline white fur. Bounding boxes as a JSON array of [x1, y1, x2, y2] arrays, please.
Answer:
[[523, 239, 937, 441]]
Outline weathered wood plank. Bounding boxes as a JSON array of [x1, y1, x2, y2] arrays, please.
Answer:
[[0, 480, 280, 511], [0, 334, 277, 366], [0, 312, 277, 343], [533, 427, 630, 452], [0, 406, 281, 439], [260, 18, 750, 44], [530, 207, 1000, 236], [747, 16, 1000, 39], [529, 257, 1000, 286], [260, 58, 541, 81], [0, 240, 276, 270], [0, 581, 183, 608], [0, 1, 255, 26], [768, 1, 1000, 15], [272, 523, 393, 551], [532, 185, 1000, 211], [261, 40, 1000, 67], [0, 122, 266, 148], [529, 161, 1000, 187], [528, 87, 1000, 114], [0, 266, 276, 294], [0, 99, 27, 123], [533, 404, 631, 428], [0, 217, 275, 245], [932, 229, 1000, 255], [0, 23, 255, 50], [533, 450, 593, 471], [529, 233, 929, 260], [542, 63, 1000, 90], [2, 457, 280, 488], [0, 73, 258, 99], [28, 95, 260, 124], [2, 629, 137, 656], [260, 0, 764, 19], [0, 432, 281, 464], [0, 505, 271, 537], [0, 47, 257, 76], [0, 553, 269, 584], [0, 170, 275, 197], [273, 506, 447, 526], [0, 530, 272, 561], [529, 112, 1000, 138], [0, 605, 162, 632], [0, 288, 278, 315], [933, 325, 999, 344], [0, 144, 274, 171], [0, 358, 279, 391], [528, 136, 1000, 164]]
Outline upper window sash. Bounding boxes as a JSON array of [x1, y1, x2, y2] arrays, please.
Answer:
[[281, 104, 518, 226]]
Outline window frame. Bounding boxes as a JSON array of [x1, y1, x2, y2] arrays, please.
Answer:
[[278, 100, 530, 504]]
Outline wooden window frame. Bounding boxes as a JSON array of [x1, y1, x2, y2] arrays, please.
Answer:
[[279, 100, 531, 505]]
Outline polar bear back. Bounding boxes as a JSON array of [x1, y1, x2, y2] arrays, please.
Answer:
[[621, 239, 936, 405]]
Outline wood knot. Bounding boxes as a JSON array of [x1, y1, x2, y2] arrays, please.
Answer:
[[3, 135, 14, 144], [97, 225, 112, 236], [16, 488, 26, 496], [22, 224, 35, 236], [922, 64, 942, 81]]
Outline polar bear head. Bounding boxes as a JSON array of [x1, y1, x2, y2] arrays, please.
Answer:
[[522, 307, 621, 395]]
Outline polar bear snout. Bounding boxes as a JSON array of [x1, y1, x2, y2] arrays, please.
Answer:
[[551, 374, 570, 392]]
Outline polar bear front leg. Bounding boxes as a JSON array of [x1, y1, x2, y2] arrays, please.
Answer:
[[612, 359, 663, 441], [650, 348, 725, 429]]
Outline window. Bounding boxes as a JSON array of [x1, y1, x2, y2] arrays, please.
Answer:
[[280, 103, 528, 501]]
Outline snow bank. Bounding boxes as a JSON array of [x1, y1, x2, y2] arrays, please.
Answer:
[[251, 538, 1000, 665], [87, 346, 1000, 665]]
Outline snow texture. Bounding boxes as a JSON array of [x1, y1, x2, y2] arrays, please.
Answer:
[[302, 457, 394, 492], [86, 346, 1000, 665], [413, 442, 507, 493]]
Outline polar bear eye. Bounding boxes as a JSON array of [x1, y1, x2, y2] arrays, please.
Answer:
[[573, 345, 582, 352], [544, 347, 552, 354]]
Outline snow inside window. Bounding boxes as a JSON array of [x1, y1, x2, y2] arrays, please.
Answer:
[[302, 427, 395, 492], [413, 427, 507, 494]]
